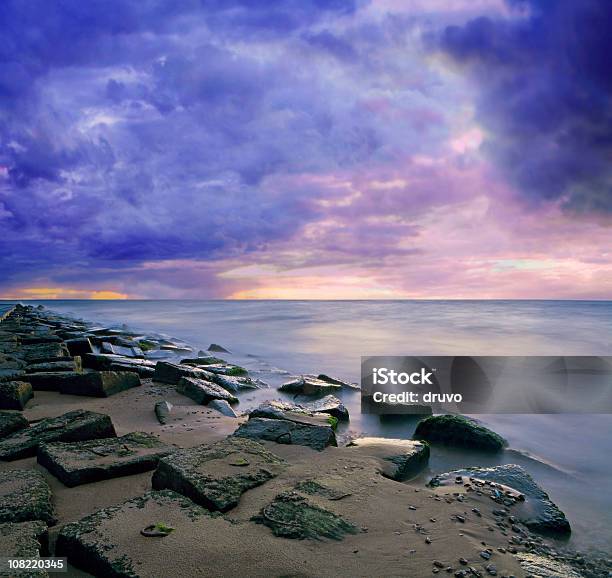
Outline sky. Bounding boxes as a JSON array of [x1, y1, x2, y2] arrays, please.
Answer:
[[0, 0, 611, 300]]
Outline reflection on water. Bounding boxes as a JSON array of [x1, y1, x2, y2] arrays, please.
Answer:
[[6, 299, 612, 554]]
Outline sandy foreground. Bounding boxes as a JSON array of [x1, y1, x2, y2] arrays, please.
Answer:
[[0, 382, 530, 578]]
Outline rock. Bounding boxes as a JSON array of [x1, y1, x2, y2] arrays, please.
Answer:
[[26, 370, 140, 397], [0, 470, 55, 525], [0, 410, 116, 461], [347, 437, 430, 481], [153, 361, 214, 385], [254, 491, 358, 540], [18, 343, 68, 364], [38, 432, 175, 487], [212, 374, 260, 392], [177, 377, 238, 405], [516, 553, 582, 577], [82, 353, 156, 377], [208, 343, 230, 353], [303, 395, 349, 421], [154, 400, 173, 424], [279, 376, 342, 396], [55, 490, 217, 577], [152, 437, 284, 511], [0, 411, 28, 438], [25, 359, 81, 373], [413, 415, 507, 452], [64, 337, 94, 357], [249, 400, 339, 428], [0, 368, 25, 382], [0, 521, 49, 575], [100, 342, 144, 358], [429, 465, 571, 535], [207, 399, 238, 418], [0, 380, 33, 410], [180, 356, 226, 366], [233, 417, 337, 451], [317, 374, 360, 390]]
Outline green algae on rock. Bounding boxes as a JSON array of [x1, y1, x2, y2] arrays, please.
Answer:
[[152, 437, 285, 512], [0, 470, 56, 525], [254, 491, 358, 540]]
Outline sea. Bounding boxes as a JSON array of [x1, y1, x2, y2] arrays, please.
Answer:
[[4, 299, 611, 555]]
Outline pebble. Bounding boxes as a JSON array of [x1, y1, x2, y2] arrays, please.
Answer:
[[485, 564, 497, 576], [433, 561, 445, 568], [425, 537, 432, 544], [459, 558, 468, 565], [480, 551, 491, 560], [455, 515, 466, 523], [409, 505, 417, 510]]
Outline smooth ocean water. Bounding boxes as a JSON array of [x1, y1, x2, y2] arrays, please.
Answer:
[[6, 299, 612, 554]]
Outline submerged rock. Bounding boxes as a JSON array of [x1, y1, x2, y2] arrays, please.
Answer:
[[208, 343, 231, 353], [233, 416, 337, 451], [17, 343, 69, 364], [152, 437, 284, 511], [212, 374, 260, 392], [413, 415, 507, 452], [154, 400, 173, 424], [0, 380, 33, 410], [0, 411, 28, 438], [177, 377, 238, 405], [83, 353, 156, 377], [38, 432, 175, 487], [0, 409, 116, 461], [0, 469, 56, 525], [207, 399, 238, 418], [181, 356, 226, 366], [347, 437, 430, 481], [279, 376, 342, 396], [429, 464, 571, 535], [254, 491, 358, 540]]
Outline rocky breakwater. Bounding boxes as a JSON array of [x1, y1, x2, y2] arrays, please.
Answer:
[[0, 304, 609, 577]]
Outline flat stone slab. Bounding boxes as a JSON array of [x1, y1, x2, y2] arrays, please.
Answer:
[[0, 521, 48, 577], [38, 432, 175, 487], [0, 410, 116, 461], [83, 353, 156, 377], [152, 437, 284, 512], [0, 411, 28, 438], [254, 491, 358, 540], [212, 374, 260, 392], [18, 343, 68, 364], [25, 359, 81, 373], [0, 470, 55, 525], [0, 380, 33, 410], [249, 400, 340, 427], [26, 371, 140, 397], [56, 490, 223, 578], [279, 376, 342, 396], [303, 395, 349, 421], [65, 337, 94, 356], [177, 377, 238, 405], [347, 437, 430, 481], [233, 417, 337, 451], [429, 464, 571, 535], [153, 361, 214, 385]]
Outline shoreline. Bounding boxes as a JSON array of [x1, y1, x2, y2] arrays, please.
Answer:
[[0, 304, 609, 577]]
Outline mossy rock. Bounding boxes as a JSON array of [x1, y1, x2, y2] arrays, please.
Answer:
[[0, 469, 56, 525], [254, 491, 358, 540], [413, 414, 506, 451], [0, 521, 49, 578], [0, 411, 29, 438]]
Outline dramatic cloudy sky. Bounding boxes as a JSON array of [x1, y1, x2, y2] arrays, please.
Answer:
[[1, 0, 611, 299]]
